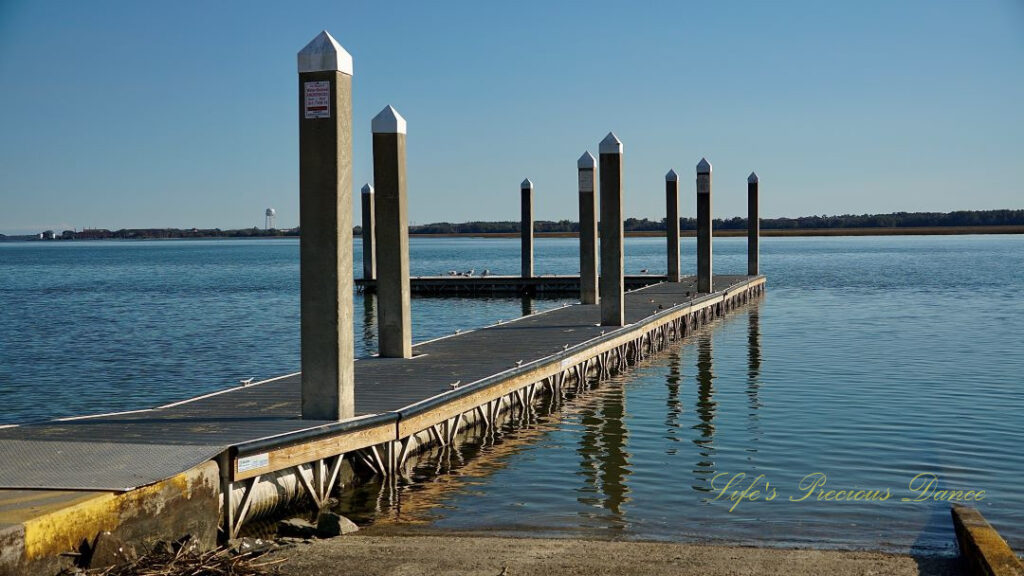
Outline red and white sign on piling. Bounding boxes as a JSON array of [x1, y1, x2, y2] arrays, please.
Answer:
[[303, 80, 331, 119]]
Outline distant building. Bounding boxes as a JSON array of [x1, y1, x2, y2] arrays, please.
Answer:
[[38, 230, 55, 240]]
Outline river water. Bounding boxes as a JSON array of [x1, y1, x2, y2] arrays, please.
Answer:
[[1, 235, 1021, 554]]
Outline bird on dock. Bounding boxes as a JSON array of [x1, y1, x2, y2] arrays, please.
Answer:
[[449, 380, 461, 390], [239, 377, 255, 386], [464, 269, 475, 277], [447, 270, 457, 276], [482, 269, 490, 277], [640, 268, 649, 274]]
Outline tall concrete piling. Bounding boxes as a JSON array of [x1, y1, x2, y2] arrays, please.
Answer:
[[578, 151, 598, 305], [521, 178, 534, 279], [361, 183, 376, 281], [696, 158, 713, 293], [665, 169, 680, 282], [599, 133, 624, 326], [747, 172, 759, 276], [298, 30, 354, 420], [372, 105, 412, 358]]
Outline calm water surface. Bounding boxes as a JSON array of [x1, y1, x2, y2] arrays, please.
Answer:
[[1, 235, 1022, 554]]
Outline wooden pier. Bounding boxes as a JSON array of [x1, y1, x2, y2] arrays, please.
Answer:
[[0, 275, 763, 574]]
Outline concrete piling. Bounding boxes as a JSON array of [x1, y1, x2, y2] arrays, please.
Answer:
[[748, 172, 759, 276], [578, 151, 598, 305], [599, 133, 624, 326], [521, 178, 534, 279], [372, 105, 412, 359], [665, 169, 680, 282], [297, 30, 354, 420], [361, 184, 376, 281], [696, 158, 713, 293]]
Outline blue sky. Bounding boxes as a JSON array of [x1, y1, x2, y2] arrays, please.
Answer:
[[0, 0, 1021, 234]]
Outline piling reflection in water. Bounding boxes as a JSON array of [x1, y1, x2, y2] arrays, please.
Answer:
[[361, 292, 377, 349], [746, 304, 763, 433], [691, 334, 717, 491], [576, 383, 630, 525], [664, 351, 683, 455], [521, 294, 534, 317]]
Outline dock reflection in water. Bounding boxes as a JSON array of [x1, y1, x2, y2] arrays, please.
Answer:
[[336, 305, 754, 532], [332, 298, 1002, 555]]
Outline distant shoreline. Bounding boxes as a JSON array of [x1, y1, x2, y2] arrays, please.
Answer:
[[4, 224, 1023, 242], [415, 225, 1024, 238]]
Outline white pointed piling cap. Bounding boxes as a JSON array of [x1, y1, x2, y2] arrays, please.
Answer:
[[521, 178, 533, 190], [599, 132, 623, 154], [666, 169, 678, 182], [577, 151, 596, 170], [748, 172, 758, 184], [371, 105, 406, 134], [696, 158, 712, 174], [361, 183, 374, 194], [298, 31, 353, 75]]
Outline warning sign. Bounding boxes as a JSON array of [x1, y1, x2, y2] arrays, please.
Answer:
[[304, 81, 330, 119]]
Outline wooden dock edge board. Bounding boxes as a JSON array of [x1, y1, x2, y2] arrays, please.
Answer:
[[951, 505, 1024, 576], [231, 417, 397, 482]]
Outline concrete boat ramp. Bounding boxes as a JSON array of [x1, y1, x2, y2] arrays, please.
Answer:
[[0, 275, 763, 575]]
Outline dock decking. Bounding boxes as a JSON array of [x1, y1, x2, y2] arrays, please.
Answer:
[[0, 275, 757, 492]]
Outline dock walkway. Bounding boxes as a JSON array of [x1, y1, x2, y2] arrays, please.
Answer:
[[0, 275, 756, 493], [0, 275, 764, 573]]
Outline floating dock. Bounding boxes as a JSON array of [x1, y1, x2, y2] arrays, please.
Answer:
[[0, 275, 763, 575], [356, 274, 671, 296]]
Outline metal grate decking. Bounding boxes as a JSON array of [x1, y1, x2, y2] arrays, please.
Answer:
[[0, 276, 751, 491]]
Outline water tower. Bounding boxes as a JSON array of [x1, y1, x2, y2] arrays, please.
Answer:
[[265, 208, 276, 230]]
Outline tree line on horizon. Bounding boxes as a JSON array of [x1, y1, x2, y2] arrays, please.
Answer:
[[7, 209, 1022, 240], [366, 209, 1024, 235]]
